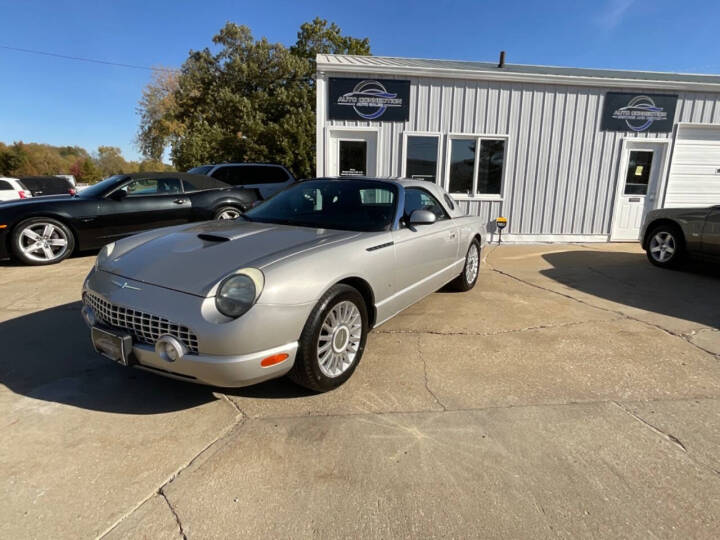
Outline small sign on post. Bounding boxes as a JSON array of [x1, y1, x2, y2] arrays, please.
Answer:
[[496, 217, 507, 244]]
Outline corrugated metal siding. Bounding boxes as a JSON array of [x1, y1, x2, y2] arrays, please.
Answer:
[[319, 71, 720, 235]]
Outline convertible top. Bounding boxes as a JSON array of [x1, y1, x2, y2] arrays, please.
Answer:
[[121, 172, 231, 191]]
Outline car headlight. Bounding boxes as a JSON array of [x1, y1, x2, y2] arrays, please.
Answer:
[[215, 268, 264, 318], [95, 242, 115, 270]]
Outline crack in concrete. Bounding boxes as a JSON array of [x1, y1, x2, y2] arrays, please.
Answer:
[[613, 401, 688, 453], [612, 402, 720, 479], [486, 262, 719, 359], [374, 318, 618, 338], [235, 395, 720, 422], [416, 336, 446, 411], [97, 406, 246, 539], [160, 490, 187, 540], [219, 393, 245, 418]]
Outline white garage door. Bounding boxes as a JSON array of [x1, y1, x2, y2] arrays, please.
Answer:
[[665, 125, 720, 207]]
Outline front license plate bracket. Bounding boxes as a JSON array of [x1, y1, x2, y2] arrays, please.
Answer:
[[91, 327, 135, 366]]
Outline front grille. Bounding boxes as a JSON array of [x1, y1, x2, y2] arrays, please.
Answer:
[[84, 291, 199, 354]]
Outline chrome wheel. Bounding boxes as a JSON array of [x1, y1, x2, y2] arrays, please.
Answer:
[[649, 232, 676, 263], [317, 300, 362, 378], [217, 208, 241, 220], [465, 243, 479, 283], [18, 222, 70, 262]]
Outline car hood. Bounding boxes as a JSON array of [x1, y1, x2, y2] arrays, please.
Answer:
[[101, 220, 360, 297], [0, 195, 75, 209]]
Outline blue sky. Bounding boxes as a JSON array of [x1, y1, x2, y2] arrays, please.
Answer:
[[1, 0, 718, 162]]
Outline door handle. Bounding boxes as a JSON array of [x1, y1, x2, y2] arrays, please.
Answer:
[[174, 199, 187, 204], [449, 232, 457, 239]]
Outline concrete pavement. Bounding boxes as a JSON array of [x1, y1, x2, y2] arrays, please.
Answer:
[[1, 244, 719, 538]]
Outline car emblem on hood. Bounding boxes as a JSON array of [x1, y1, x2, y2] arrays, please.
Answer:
[[112, 280, 141, 291]]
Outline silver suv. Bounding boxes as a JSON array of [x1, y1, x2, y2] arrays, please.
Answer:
[[187, 163, 296, 200]]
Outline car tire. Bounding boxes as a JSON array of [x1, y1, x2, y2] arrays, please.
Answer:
[[646, 224, 685, 269], [213, 206, 245, 220], [288, 284, 368, 392], [448, 239, 481, 291], [11, 217, 75, 266]]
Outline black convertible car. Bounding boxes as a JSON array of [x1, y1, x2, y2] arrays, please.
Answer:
[[0, 172, 257, 265]]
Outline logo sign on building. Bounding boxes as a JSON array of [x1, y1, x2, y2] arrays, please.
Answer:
[[601, 92, 677, 133], [328, 78, 410, 121]]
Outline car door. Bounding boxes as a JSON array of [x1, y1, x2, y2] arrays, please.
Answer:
[[390, 187, 460, 311], [701, 206, 720, 259], [99, 177, 193, 239]]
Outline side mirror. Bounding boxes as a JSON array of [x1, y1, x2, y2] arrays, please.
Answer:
[[409, 209, 437, 226], [109, 188, 128, 201]]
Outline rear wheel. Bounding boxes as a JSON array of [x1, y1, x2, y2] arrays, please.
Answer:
[[448, 239, 481, 291], [288, 284, 368, 392], [213, 206, 244, 220], [11, 218, 75, 265], [646, 224, 684, 268]]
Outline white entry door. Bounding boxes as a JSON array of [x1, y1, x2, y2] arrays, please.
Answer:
[[327, 130, 377, 177], [610, 140, 668, 241]]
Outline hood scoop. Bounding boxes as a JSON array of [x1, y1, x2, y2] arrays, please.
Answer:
[[197, 233, 230, 243], [195, 225, 275, 243]]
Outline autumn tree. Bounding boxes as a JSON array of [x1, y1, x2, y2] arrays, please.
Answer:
[[0, 141, 172, 182], [95, 146, 128, 176], [136, 70, 181, 161], [136, 19, 371, 177]]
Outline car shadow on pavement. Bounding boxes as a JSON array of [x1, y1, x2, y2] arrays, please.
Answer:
[[0, 302, 217, 414], [540, 250, 720, 329]]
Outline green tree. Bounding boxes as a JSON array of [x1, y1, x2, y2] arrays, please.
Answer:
[[80, 158, 102, 184], [290, 17, 371, 80], [136, 19, 371, 177]]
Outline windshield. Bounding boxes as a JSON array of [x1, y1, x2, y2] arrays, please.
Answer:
[[187, 165, 213, 175], [244, 179, 397, 232], [78, 175, 125, 198]]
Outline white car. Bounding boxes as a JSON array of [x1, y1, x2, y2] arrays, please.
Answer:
[[0, 177, 32, 202]]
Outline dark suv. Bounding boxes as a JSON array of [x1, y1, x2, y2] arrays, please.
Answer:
[[19, 176, 76, 197], [187, 163, 296, 200]]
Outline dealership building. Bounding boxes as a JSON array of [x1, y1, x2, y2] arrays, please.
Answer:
[[315, 54, 720, 242]]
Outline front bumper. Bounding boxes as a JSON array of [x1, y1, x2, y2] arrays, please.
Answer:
[[83, 268, 311, 387], [126, 339, 297, 387]]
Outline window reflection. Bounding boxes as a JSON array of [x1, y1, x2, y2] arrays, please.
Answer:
[[406, 136, 438, 182], [477, 140, 505, 194], [449, 139, 475, 194]]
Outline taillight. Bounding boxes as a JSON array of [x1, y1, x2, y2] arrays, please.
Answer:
[[69, 188, 77, 196], [18, 191, 26, 199]]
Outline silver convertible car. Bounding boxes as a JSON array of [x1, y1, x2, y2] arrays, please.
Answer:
[[81, 178, 486, 392]]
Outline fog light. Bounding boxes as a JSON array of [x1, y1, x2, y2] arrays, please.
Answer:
[[81, 305, 96, 327], [155, 335, 187, 363]]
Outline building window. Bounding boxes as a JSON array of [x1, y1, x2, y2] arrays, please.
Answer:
[[446, 136, 506, 198], [405, 135, 440, 182], [477, 139, 505, 195], [448, 139, 475, 194], [623, 150, 653, 195]]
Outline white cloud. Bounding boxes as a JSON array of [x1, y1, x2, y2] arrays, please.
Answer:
[[596, 0, 636, 29]]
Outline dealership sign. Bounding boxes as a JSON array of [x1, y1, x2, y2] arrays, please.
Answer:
[[328, 78, 410, 121], [601, 92, 677, 133]]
